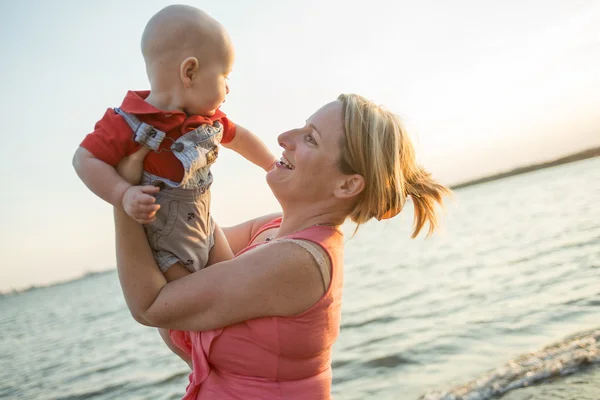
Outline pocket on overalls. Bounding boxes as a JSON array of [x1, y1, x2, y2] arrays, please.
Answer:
[[156, 200, 179, 237], [146, 199, 179, 250]]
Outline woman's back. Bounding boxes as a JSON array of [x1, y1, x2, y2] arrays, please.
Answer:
[[170, 220, 344, 399]]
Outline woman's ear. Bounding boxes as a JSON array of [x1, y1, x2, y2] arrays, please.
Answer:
[[334, 174, 365, 199], [179, 57, 199, 88]]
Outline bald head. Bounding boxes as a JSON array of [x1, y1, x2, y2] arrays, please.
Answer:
[[141, 5, 232, 67], [140, 5, 234, 115]]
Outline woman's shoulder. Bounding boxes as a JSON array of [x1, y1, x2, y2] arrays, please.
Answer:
[[248, 214, 283, 243]]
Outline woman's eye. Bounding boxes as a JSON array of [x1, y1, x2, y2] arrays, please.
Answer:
[[306, 134, 316, 144]]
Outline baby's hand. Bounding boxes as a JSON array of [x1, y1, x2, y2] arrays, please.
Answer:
[[122, 185, 160, 224], [116, 146, 158, 224], [266, 159, 277, 172]]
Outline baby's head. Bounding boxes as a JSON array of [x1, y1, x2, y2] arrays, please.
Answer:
[[141, 5, 234, 116]]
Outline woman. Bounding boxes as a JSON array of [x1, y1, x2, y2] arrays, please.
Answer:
[[114, 94, 450, 399]]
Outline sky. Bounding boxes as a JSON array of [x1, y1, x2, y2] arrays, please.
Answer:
[[0, 0, 599, 292]]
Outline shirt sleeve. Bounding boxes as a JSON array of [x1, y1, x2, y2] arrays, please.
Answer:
[[80, 108, 139, 166], [219, 116, 237, 144]]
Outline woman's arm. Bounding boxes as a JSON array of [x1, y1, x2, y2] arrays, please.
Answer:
[[114, 207, 325, 332], [114, 205, 167, 323], [221, 212, 282, 255]]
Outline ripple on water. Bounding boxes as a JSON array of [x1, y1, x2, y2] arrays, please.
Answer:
[[363, 353, 417, 369], [3, 158, 600, 400], [419, 329, 600, 400]]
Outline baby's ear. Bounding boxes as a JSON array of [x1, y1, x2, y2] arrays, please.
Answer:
[[179, 57, 199, 88]]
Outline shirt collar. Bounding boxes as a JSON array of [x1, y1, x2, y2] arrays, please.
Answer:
[[119, 90, 226, 123]]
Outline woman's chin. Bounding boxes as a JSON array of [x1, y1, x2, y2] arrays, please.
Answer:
[[266, 164, 291, 187], [265, 167, 277, 185]]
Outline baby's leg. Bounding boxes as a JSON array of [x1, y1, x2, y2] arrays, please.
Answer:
[[163, 263, 191, 282], [206, 223, 234, 267]]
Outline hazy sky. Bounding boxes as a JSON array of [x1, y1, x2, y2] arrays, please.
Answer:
[[1, 0, 599, 292]]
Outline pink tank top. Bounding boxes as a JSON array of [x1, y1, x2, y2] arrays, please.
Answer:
[[170, 218, 344, 399]]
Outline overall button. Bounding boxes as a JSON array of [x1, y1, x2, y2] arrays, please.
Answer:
[[146, 127, 157, 138], [172, 142, 185, 152]]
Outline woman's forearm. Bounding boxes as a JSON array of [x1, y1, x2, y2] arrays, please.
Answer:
[[114, 206, 167, 324]]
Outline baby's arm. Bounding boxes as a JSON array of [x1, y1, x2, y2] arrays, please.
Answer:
[[73, 147, 131, 206], [222, 124, 277, 172], [74, 146, 158, 224]]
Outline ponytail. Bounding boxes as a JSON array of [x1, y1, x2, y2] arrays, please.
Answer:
[[338, 93, 451, 237], [405, 168, 451, 238]]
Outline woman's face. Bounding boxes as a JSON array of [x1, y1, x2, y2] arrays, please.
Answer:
[[267, 100, 347, 205]]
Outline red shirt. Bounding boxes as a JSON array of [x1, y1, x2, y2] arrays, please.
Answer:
[[80, 90, 236, 182]]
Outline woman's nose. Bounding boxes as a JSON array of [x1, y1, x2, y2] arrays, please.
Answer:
[[278, 130, 294, 150]]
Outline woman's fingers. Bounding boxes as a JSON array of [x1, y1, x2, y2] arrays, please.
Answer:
[[129, 146, 151, 160]]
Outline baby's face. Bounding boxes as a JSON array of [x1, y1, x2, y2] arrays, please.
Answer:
[[184, 50, 233, 117]]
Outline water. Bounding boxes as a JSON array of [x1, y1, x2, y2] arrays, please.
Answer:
[[1, 157, 599, 400]]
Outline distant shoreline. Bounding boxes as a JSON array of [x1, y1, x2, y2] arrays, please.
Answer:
[[0, 269, 113, 297], [3, 147, 599, 296], [450, 146, 600, 190]]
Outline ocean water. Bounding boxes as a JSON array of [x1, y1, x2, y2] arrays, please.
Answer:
[[1, 157, 599, 400]]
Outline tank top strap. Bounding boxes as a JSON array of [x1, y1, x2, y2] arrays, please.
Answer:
[[276, 238, 330, 290], [286, 225, 343, 250], [248, 217, 283, 244], [280, 226, 344, 319]]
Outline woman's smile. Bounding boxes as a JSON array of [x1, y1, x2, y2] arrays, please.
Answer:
[[276, 154, 295, 170]]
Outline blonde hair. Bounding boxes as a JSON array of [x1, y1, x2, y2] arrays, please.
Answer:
[[337, 94, 451, 238]]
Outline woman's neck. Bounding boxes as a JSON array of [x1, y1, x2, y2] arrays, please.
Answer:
[[276, 209, 345, 239]]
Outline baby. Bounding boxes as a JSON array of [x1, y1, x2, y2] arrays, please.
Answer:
[[73, 5, 276, 280]]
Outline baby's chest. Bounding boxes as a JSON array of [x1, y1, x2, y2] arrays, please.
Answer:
[[144, 129, 221, 167]]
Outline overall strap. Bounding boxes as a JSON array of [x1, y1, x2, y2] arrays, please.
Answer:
[[114, 107, 167, 151]]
